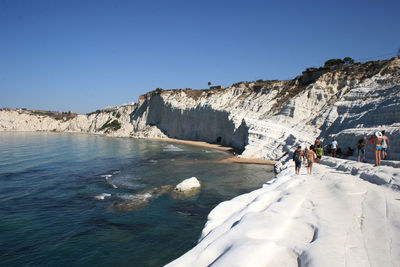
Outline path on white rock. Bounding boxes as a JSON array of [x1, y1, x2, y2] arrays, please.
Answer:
[[166, 159, 400, 267]]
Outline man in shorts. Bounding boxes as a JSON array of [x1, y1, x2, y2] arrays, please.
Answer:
[[292, 146, 304, 175], [357, 136, 367, 162], [331, 137, 338, 157], [316, 144, 324, 163]]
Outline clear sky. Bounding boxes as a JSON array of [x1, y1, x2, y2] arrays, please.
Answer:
[[1, 0, 399, 114]]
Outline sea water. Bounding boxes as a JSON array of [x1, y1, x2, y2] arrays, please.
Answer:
[[0, 132, 274, 266]]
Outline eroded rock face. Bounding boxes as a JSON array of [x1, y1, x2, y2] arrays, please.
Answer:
[[1, 58, 400, 160]]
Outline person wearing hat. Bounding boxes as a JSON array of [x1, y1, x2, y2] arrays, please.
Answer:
[[374, 131, 383, 166]]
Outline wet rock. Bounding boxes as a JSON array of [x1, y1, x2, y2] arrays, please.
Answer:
[[111, 185, 173, 211], [171, 177, 201, 199]]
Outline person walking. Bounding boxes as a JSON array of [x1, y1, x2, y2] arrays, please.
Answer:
[[357, 136, 367, 162], [292, 146, 304, 175], [381, 130, 390, 160], [331, 137, 338, 158], [303, 146, 308, 161], [306, 146, 316, 175]]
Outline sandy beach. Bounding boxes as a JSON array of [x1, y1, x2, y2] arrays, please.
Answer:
[[148, 138, 276, 165]]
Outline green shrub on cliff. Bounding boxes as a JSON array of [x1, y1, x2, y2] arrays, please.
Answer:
[[343, 57, 355, 64], [100, 119, 121, 131], [324, 58, 344, 68]]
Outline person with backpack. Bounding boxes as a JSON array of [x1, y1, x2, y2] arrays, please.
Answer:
[[292, 146, 304, 175], [357, 136, 367, 162]]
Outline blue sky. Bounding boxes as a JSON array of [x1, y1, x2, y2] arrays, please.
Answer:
[[1, 0, 399, 114]]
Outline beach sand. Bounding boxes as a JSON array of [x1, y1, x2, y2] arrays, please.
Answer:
[[148, 138, 276, 165]]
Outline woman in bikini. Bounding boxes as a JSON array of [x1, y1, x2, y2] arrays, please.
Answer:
[[374, 131, 383, 166], [306, 146, 316, 175]]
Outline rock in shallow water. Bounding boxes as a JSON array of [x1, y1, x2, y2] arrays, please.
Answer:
[[171, 177, 201, 198]]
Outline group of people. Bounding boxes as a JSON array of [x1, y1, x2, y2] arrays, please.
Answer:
[[293, 130, 391, 175], [357, 130, 390, 166], [292, 138, 324, 175]]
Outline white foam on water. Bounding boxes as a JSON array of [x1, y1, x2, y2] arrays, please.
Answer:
[[110, 183, 118, 189], [118, 193, 152, 201], [101, 174, 112, 180], [163, 144, 184, 152], [94, 193, 112, 200]]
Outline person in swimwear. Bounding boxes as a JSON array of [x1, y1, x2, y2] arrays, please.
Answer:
[[374, 131, 383, 166], [306, 146, 316, 175]]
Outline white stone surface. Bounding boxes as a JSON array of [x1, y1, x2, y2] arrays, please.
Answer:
[[166, 159, 400, 267], [175, 177, 201, 192], [1, 58, 400, 266]]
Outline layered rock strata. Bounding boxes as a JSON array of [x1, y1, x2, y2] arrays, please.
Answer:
[[1, 58, 400, 161]]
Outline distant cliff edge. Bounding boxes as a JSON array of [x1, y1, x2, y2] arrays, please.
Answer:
[[1, 58, 400, 161]]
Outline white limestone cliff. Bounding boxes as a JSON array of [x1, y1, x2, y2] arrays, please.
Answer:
[[2, 58, 400, 267], [1, 58, 400, 161]]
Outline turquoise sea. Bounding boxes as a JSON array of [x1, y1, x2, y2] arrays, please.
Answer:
[[0, 132, 274, 266]]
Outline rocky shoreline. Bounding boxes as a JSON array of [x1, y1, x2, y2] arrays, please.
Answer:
[[1, 58, 399, 163], [2, 58, 400, 266]]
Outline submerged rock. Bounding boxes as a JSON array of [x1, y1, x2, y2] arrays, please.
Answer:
[[111, 185, 173, 211], [110, 178, 202, 211]]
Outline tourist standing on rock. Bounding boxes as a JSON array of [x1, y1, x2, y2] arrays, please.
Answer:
[[292, 146, 303, 175], [306, 146, 316, 175], [381, 130, 390, 160], [314, 138, 320, 152], [314, 138, 321, 146], [374, 132, 383, 166], [331, 137, 338, 158], [316, 144, 324, 163], [303, 147, 308, 161], [357, 136, 367, 162]]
